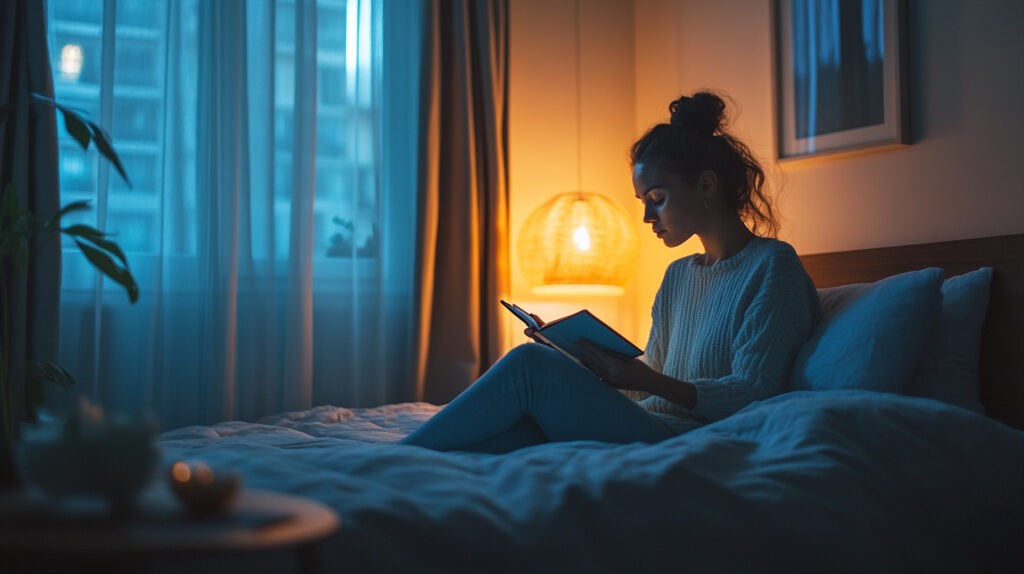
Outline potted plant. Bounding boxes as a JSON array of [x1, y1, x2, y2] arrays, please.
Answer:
[[0, 94, 139, 486]]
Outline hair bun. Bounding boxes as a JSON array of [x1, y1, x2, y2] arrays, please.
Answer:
[[668, 92, 725, 137]]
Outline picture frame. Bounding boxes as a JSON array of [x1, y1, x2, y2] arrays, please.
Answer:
[[772, 0, 909, 161]]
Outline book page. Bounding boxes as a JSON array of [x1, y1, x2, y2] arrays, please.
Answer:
[[539, 311, 642, 360]]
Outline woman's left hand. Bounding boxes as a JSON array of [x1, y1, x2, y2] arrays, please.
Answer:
[[576, 340, 657, 391]]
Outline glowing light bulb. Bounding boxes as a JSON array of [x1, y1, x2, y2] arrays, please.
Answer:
[[517, 192, 638, 295], [572, 225, 591, 251], [60, 44, 83, 82]]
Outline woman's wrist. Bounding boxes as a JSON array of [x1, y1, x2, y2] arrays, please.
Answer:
[[644, 372, 697, 410]]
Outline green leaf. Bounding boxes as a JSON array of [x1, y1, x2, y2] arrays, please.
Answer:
[[33, 95, 91, 152], [59, 105, 93, 151], [26, 361, 76, 389], [86, 120, 131, 187], [29, 92, 55, 106], [33, 95, 131, 186], [61, 223, 107, 240], [64, 224, 130, 267], [21, 361, 75, 423], [47, 200, 92, 229], [74, 239, 140, 303]]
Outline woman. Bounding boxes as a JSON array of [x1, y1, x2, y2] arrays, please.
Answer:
[[400, 92, 820, 453]]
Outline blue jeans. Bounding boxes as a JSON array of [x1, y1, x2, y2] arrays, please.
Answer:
[[399, 344, 675, 453]]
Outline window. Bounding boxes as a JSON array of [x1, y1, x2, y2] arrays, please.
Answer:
[[45, 0, 420, 423], [47, 0, 380, 277]]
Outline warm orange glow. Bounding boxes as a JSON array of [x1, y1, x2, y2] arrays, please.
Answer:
[[572, 225, 591, 251], [172, 461, 191, 483], [532, 284, 624, 296], [194, 463, 214, 485], [518, 192, 637, 295], [172, 460, 217, 484]]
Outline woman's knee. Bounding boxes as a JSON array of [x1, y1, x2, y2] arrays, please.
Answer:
[[491, 343, 588, 381], [502, 342, 563, 364], [498, 343, 583, 374], [481, 343, 577, 384]]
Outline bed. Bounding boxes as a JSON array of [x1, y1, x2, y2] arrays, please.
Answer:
[[160, 233, 1024, 573]]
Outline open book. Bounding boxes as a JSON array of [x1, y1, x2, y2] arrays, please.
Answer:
[[500, 300, 643, 364]]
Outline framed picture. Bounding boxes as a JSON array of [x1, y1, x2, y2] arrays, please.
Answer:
[[772, 0, 909, 161]]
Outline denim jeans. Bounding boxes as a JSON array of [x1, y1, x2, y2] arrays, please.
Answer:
[[399, 343, 676, 453]]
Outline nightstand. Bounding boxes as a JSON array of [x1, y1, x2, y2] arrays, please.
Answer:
[[0, 486, 340, 573]]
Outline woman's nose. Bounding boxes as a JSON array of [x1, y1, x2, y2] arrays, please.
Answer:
[[643, 203, 657, 222]]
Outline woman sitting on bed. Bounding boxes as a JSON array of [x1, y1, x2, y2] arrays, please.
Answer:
[[401, 91, 820, 453]]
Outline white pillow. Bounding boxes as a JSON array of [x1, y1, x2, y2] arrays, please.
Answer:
[[789, 267, 944, 393], [904, 268, 993, 413]]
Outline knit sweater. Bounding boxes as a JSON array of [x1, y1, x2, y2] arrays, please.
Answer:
[[632, 237, 820, 434]]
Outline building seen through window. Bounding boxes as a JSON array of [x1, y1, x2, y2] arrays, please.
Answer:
[[46, 0, 379, 271]]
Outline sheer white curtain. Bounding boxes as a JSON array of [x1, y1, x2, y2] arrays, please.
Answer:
[[47, 0, 422, 429]]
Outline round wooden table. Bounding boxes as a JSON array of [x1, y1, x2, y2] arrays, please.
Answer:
[[0, 486, 340, 573]]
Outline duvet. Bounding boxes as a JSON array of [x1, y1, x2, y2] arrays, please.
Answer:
[[159, 390, 1024, 573]]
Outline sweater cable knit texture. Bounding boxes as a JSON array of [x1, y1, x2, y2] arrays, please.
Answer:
[[634, 238, 820, 433]]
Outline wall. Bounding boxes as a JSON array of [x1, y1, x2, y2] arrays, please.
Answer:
[[628, 0, 784, 345], [628, 0, 1024, 344], [508, 0, 639, 346], [777, 0, 1024, 252], [510, 0, 1024, 349]]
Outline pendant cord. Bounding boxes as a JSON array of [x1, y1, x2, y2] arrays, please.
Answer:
[[574, 0, 582, 195]]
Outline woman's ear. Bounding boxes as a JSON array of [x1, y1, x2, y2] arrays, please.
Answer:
[[697, 170, 718, 199]]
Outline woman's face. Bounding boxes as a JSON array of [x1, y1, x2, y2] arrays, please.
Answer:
[[632, 162, 706, 248]]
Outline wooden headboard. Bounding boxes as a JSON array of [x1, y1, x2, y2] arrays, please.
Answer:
[[799, 234, 1024, 430]]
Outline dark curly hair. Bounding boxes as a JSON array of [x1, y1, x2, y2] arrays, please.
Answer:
[[630, 91, 778, 237]]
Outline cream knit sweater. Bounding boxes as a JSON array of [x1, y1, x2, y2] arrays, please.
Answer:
[[633, 238, 820, 434]]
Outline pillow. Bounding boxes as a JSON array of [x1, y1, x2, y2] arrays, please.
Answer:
[[904, 268, 993, 413], [789, 267, 944, 393]]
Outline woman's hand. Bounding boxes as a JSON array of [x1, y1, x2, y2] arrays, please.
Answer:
[[523, 314, 546, 344], [575, 339, 658, 391], [578, 340, 698, 409]]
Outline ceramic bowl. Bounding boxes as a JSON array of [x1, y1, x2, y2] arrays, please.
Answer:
[[16, 417, 160, 511]]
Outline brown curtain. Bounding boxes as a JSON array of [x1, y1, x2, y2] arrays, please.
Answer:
[[414, 0, 510, 404], [0, 0, 61, 436]]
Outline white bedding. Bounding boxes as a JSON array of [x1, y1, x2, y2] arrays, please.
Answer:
[[160, 390, 1024, 573]]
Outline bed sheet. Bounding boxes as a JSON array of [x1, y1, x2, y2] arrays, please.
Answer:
[[159, 390, 1024, 573]]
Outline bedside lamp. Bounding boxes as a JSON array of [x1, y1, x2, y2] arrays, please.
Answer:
[[518, 192, 638, 296]]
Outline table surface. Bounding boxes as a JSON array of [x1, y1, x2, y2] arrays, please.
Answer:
[[0, 485, 340, 557]]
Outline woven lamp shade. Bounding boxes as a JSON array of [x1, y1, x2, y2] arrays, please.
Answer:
[[518, 192, 638, 295]]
